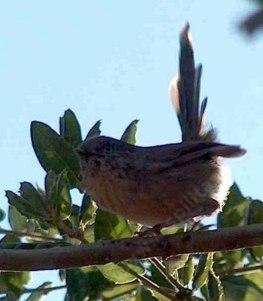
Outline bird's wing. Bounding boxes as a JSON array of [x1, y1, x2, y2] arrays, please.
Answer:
[[137, 141, 245, 172]]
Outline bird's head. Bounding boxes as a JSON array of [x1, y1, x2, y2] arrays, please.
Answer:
[[76, 136, 131, 162]]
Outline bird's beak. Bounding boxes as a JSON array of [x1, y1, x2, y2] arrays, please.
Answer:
[[75, 147, 86, 157]]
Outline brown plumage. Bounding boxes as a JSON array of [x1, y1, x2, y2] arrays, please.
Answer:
[[76, 24, 246, 227]]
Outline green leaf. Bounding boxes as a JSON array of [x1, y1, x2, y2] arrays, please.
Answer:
[[59, 109, 82, 147], [151, 291, 172, 301], [136, 286, 158, 301], [0, 272, 31, 295], [227, 250, 244, 263], [200, 283, 209, 301], [85, 120, 101, 140], [24, 282, 52, 301], [222, 273, 263, 301], [8, 206, 28, 231], [121, 120, 139, 145], [66, 268, 111, 300], [83, 224, 95, 243], [59, 269, 66, 282], [160, 225, 183, 236], [101, 282, 138, 300], [217, 183, 250, 227], [46, 171, 72, 220], [79, 194, 97, 226], [193, 253, 213, 290], [98, 262, 145, 284], [6, 190, 45, 220], [0, 208, 6, 222], [44, 171, 57, 198], [247, 199, 263, 224], [94, 209, 132, 240], [250, 245, 263, 260], [244, 272, 263, 291], [57, 173, 72, 220], [19, 182, 47, 217], [30, 121, 80, 186], [208, 270, 224, 301], [68, 204, 80, 227], [165, 254, 189, 276], [177, 256, 195, 286], [214, 250, 245, 273], [0, 234, 24, 250], [150, 264, 173, 290], [201, 270, 224, 301]]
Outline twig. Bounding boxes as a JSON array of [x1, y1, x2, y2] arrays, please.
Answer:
[[0, 228, 61, 242], [22, 285, 66, 294], [0, 223, 262, 271], [219, 263, 263, 277], [150, 258, 186, 292], [118, 262, 179, 301], [56, 221, 88, 244], [57, 220, 179, 299]]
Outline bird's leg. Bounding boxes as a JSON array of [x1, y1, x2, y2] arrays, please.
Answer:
[[133, 224, 163, 237], [134, 221, 214, 238], [188, 221, 214, 232], [134, 198, 219, 237]]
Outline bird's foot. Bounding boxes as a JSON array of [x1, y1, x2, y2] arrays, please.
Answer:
[[188, 221, 214, 232], [133, 224, 162, 237]]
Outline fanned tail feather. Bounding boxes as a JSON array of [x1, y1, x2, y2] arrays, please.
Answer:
[[169, 23, 215, 142]]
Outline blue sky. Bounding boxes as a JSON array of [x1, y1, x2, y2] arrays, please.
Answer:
[[0, 1, 262, 300]]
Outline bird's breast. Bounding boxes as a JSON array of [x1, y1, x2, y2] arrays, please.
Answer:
[[81, 156, 233, 226]]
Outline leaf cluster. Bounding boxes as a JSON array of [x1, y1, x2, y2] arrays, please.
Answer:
[[0, 109, 262, 300]]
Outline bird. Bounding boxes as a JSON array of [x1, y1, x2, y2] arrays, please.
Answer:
[[76, 24, 246, 229]]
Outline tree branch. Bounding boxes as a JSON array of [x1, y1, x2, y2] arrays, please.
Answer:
[[0, 224, 262, 271]]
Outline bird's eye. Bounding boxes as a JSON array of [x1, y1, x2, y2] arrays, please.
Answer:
[[104, 146, 111, 154]]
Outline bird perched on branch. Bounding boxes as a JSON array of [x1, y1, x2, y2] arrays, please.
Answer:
[[77, 24, 246, 229]]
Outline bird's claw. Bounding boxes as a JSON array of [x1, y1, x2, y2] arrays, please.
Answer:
[[133, 224, 162, 237]]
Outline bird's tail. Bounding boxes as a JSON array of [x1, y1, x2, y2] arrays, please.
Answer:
[[169, 23, 215, 142]]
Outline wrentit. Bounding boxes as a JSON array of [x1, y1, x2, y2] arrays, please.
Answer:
[[76, 25, 246, 228]]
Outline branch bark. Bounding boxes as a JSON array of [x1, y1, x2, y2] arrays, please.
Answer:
[[0, 224, 262, 271]]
